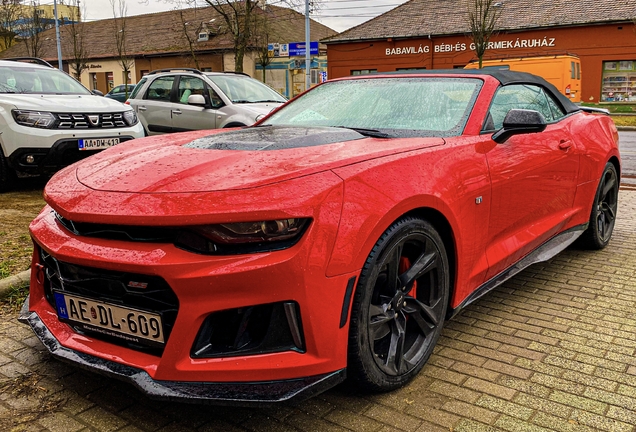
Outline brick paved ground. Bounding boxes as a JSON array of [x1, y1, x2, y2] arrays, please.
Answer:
[[1, 189, 635, 432]]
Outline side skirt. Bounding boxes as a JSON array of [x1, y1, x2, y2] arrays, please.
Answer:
[[449, 223, 588, 318]]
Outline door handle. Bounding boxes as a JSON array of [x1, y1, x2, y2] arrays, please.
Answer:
[[558, 140, 571, 150], [138, 106, 147, 111], [172, 109, 182, 115]]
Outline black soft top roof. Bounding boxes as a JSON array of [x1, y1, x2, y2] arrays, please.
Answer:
[[381, 69, 580, 114]]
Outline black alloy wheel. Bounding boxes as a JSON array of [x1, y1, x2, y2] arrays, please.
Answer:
[[348, 217, 449, 391], [577, 162, 619, 250]]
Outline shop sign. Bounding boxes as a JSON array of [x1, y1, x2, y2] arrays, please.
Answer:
[[289, 42, 319, 57], [385, 37, 557, 56], [88, 64, 102, 69], [268, 43, 289, 57]]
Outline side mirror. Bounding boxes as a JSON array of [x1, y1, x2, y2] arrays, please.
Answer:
[[492, 109, 547, 143], [187, 94, 206, 106], [92, 89, 104, 96]]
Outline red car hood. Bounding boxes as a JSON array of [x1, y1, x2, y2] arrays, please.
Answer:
[[74, 128, 444, 194]]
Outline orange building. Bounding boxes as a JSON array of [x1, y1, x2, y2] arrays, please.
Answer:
[[324, 0, 636, 103]]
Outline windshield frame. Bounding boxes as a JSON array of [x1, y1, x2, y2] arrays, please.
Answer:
[[259, 76, 484, 138]]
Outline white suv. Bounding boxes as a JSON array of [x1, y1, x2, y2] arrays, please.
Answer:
[[0, 58, 144, 190]]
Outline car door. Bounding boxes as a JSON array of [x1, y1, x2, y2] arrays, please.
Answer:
[[138, 75, 177, 135], [171, 75, 218, 131], [482, 84, 579, 279]]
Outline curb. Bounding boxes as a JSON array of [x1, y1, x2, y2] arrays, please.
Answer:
[[617, 126, 636, 131], [0, 269, 30, 299]]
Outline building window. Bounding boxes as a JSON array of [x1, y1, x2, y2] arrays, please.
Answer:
[[351, 69, 377, 76], [106, 72, 114, 90], [397, 67, 426, 71], [601, 60, 636, 102], [202, 67, 212, 72], [140, 70, 149, 77], [90, 73, 97, 91]]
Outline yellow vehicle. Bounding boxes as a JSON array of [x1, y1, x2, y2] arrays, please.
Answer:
[[464, 54, 581, 102]]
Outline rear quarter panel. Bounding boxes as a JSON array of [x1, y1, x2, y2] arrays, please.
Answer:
[[568, 112, 620, 226]]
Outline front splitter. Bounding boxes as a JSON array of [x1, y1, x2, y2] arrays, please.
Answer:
[[18, 297, 346, 406]]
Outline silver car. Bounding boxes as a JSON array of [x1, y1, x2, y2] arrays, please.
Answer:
[[127, 69, 287, 135]]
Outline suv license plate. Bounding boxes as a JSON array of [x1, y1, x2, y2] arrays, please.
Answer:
[[78, 138, 120, 151], [53, 291, 165, 347]]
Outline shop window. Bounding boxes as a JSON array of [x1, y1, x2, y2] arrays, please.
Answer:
[[106, 72, 114, 90], [90, 73, 97, 91], [602, 61, 636, 102], [141, 70, 150, 77], [202, 67, 213, 72], [351, 69, 377, 76]]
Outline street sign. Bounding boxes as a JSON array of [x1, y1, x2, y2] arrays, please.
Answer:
[[289, 42, 319, 57]]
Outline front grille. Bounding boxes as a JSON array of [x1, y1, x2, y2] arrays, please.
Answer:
[[55, 212, 175, 242], [39, 248, 179, 356], [56, 112, 128, 129]]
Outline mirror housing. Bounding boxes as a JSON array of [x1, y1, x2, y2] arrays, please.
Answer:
[[92, 89, 104, 96], [188, 94, 207, 106], [492, 109, 547, 143]]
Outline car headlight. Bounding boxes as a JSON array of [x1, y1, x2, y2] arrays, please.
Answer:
[[123, 110, 138, 126], [175, 218, 311, 254], [12, 110, 56, 128]]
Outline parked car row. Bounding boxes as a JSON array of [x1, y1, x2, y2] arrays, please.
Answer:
[[0, 59, 287, 191]]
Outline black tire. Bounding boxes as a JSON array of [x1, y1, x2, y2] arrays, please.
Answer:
[[348, 216, 449, 391], [577, 162, 619, 250], [0, 153, 15, 192]]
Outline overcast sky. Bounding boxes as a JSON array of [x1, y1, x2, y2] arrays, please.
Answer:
[[83, 0, 409, 33]]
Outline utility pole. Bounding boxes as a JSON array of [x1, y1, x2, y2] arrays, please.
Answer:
[[304, 0, 310, 91], [54, 0, 63, 70]]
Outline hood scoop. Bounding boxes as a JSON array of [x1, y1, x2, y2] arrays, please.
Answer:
[[183, 126, 364, 151]]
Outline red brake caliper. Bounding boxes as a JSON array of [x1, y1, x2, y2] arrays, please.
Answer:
[[399, 256, 417, 299]]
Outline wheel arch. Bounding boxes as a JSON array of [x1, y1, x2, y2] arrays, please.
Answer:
[[339, 203, 459, 325], [397, 207, 458, 317], [608, 155, 621, 182], [223, 122, 247, 128]]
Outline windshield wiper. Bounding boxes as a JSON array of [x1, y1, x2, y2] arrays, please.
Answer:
[[334, 126, 390, 139], [251, 99, 285, 103]]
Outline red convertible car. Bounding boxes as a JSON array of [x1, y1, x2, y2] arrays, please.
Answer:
[[20, 70, 619, 404]]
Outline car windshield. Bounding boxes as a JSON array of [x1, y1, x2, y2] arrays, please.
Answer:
[[261, 77, 482, 137], [206, 74, 287, 104], [0, 65, 91, 95]]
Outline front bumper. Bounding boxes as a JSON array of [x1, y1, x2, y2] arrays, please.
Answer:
[[19, 298, 345, 406], [8, 136, 138, 175]]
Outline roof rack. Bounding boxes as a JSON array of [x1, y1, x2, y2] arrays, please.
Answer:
[[147, 68, 203, 75], [206, 71, 251, 77], [3, 57, 54, 68]]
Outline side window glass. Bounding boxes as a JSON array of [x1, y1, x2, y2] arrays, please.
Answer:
[[546, 93, 566, 121], [178, 76, 206, 104], [208, 88, 224, 108], [145, 76, 174, 102], [486, 84, 553, 131]]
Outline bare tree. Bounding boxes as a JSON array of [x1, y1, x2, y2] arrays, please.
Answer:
[[110, 0, 134, 98], [252, 8, 271, 82], [175, 5, 200, 69], [62, 0, 88, 80], [0, 0, 21, 51], [17, 0, 52, 58], [153, 0, 303, 73], [467, 0, 501, 69]]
